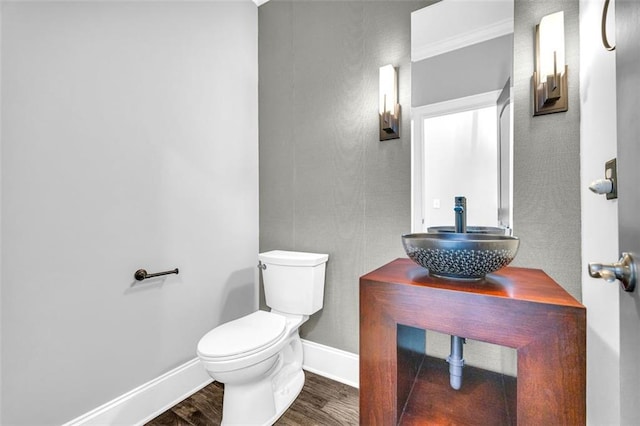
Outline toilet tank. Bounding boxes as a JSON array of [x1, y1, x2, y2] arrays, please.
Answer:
[[258, 250, 329, 315]]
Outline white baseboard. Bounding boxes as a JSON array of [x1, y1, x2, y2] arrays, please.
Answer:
[[64, 341, 358, 425], [62, 358, 212, 426], [301, 339, 359, 388]]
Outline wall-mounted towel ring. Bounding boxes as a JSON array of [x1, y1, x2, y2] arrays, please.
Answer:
[[602, 0, 616, 51], [134, 268, 179, 281]]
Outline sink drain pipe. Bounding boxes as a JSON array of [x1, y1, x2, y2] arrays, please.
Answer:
[[446, 335, 465, 390], [448, 196, 466, 390]]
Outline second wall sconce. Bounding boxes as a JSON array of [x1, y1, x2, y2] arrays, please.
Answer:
[[379, 64, 400, 140], [533, 11, 568, 116]]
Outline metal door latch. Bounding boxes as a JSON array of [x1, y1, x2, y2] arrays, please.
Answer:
[[588, 252, 637, 292]]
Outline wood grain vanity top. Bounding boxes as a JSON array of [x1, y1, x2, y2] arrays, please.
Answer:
[[362, 257, 583, 308]]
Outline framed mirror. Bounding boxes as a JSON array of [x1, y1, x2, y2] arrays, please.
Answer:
[[410, 0, 514, 233]]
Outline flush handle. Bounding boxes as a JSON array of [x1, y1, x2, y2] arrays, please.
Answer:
[[588, 252, 637, 292]]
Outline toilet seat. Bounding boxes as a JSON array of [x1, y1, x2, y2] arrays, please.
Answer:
[[197, 311, 286, 361]]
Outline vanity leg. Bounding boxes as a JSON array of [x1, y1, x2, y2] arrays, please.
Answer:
[[360, 282, 400, 425], [397, 324, 426, 420]]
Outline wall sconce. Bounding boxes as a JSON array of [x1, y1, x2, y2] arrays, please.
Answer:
[[533, 11, 568, 116], [379, 64, 400, 140]]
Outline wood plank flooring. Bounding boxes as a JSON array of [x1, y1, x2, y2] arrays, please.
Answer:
[[399, 356, 517, 426], [145, 371, 359, 426], [146, 359, 515, 425]]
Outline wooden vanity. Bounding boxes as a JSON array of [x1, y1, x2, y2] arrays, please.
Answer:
[[360, 258, 586, 425]]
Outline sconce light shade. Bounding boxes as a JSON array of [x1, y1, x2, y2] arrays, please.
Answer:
[[533, 11, 568, 116], [379, 64, 400, 140]]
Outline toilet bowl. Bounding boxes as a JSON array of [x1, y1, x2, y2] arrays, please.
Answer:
[[196, 250, 329, 426]]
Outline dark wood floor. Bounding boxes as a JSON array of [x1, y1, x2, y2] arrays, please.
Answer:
[[147, 358, 515, 426], [399, 356, 517, 426], [145, 371, 359, 426]]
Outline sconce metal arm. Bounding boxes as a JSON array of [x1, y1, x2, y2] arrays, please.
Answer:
[[601, 0, 616, 51]]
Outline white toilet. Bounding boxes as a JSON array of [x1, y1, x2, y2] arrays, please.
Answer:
[[197, 250, 329, 426]]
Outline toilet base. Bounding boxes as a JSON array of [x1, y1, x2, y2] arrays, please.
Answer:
[[221, 366, 305, 426], [199, 315, 308, 426]]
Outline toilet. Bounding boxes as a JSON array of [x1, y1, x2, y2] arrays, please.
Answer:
[[196, 250, 329, 425]]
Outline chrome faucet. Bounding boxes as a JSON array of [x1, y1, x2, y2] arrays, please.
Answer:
[[454, 196, 467, 233]]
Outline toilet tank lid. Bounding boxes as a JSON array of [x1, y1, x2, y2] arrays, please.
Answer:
[[259, 250, 329, 266]]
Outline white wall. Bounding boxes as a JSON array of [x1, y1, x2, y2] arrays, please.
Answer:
[[411, 0, 513, 62], [422, 106, 498, 228], [0, 2, 258, 424], [410, 0, 512, 108], [411, 35, 513, 107], [0, 3, 3, 421], [579, 0, 620, 424]]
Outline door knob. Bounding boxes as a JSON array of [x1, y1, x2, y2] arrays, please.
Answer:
[[588, 252, 637, 292]]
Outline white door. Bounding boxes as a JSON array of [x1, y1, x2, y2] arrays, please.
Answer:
[[411, 90, 505, 232], [587, 1, 640, 423], [496, 79, 512, 230], [614, 1, 640, 423]]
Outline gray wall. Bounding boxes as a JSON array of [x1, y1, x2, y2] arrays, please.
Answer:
[[512, 0, 582, 300], [1, 2, 258, 424], [259, 0, 582, 355], [259, 0, 430, 354], [412, 34, 513, 106]]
